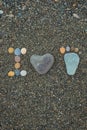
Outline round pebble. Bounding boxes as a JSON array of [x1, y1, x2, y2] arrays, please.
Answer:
[[15, 56, 21, 62], [15, 63, 21, 69], [60, 47, 65, 54], [21, 48, 27, 55], [0, 10, 3, 15], [8, 71, 15, 77], [66, 46, 70, 52], [74, 48, 79, 52], [14, 48, 21, 56], [14, 70, 20, 76], [20, 70, 27, 76], [8, 47, 14, 54]]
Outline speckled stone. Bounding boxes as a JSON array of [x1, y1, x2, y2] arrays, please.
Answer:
[[64, 53, 80, 75], [30, 53, 54, 74]]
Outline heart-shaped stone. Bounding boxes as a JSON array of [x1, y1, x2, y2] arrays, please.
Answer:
[[64, 53, 80, 75], [30, 53, 54, 74]]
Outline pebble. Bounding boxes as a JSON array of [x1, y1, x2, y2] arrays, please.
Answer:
[[71, 46, 75, 51], [15, 56, 21, 62], [20, 70, 27, 76], [30, 53, 54, 74], [8, 47, 14, 54], [64, 53, 80, 75], [74, 48, 79, 52], [66, 46, 70, 52], [14, 63, 21, 69], [21, 48, 27, 55], [14, 70, 20, 76], [0, 10, 3, 17], [8, 71, 15, 77], [73, 13, 80, 19], [60, 47, 65, 54], [14, 48, 21, 56]]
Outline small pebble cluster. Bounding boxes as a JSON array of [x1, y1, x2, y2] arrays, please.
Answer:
[[59, 46, 79, 54], [8, 47, 27, 77]]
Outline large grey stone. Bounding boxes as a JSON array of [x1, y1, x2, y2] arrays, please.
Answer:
[[30, 53, 54, 74]]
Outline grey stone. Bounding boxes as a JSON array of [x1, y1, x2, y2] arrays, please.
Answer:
[[30, 53, 54, 74], [64, 53, 80, 75]]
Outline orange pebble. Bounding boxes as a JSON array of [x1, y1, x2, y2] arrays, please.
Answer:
[[14, 63, 21, 69], [8, 71, 15, 77], [60, 47, 65, 54], [8, 47, 14, 54]]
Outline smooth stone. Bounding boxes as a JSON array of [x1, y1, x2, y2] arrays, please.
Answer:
[[64, 53, 80, 75], [0, 10, 3, 15], [14, 48, 21, 56], [66, 46, 70, 52], [14, 70, 20, 76], [15, 56, 21, 62], [30, 53, 54, 74], [20, 70, 27, 76]]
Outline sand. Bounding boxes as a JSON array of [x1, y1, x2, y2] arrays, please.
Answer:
[[0, 0, 87, 130]]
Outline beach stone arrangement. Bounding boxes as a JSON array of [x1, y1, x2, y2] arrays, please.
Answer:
[[30, 53, 54, 74], [60, 46, 80, 75], [8, 47, 27, 77]]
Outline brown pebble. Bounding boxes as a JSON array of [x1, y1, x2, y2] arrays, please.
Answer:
[[74, 48, 79, 52], [15, 56, 21, 62], [71, 47, 74, 51], [14, 63, 21, 69]]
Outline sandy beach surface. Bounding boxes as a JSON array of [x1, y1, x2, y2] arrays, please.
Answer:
[[0, 0, 87, 130]]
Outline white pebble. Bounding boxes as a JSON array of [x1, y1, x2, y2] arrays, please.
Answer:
[[73, 13, 80, 19], [66, 46, 70, 52], [20, 70, 27, 76], [0, 10, 3, 15]]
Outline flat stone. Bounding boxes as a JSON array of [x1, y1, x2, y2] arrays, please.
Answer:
[[20, 70, 27, 76], [64, 53, 80, 75], [14, 70, 20, 76], [14, 48, 21, 56], [30, 53, 54, 74], [15, 56, 21, 62]]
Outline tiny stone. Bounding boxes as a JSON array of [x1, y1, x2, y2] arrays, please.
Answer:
[[73, 13, 80, 19], [0, 10, 3, 18], [8, 47, 14, 54], [14, 48, 21, 56], [14, 70, 20, 76], [21, 48, 27, 55], [74, 48, 79, 52], [20, 70, 27, 76], [71, 47, 74, 51], [15, 56, 21, 62], [66, 46, 70, 52], [8, 71, 15, 77], [0, 10, 3, 15], [14, 63, 21, 69]]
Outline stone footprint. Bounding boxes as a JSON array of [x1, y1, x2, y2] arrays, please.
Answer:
[[64, 53, 80, 75]]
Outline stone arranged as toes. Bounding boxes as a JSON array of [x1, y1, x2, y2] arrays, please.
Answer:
[[60, 46, 80, 75]]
